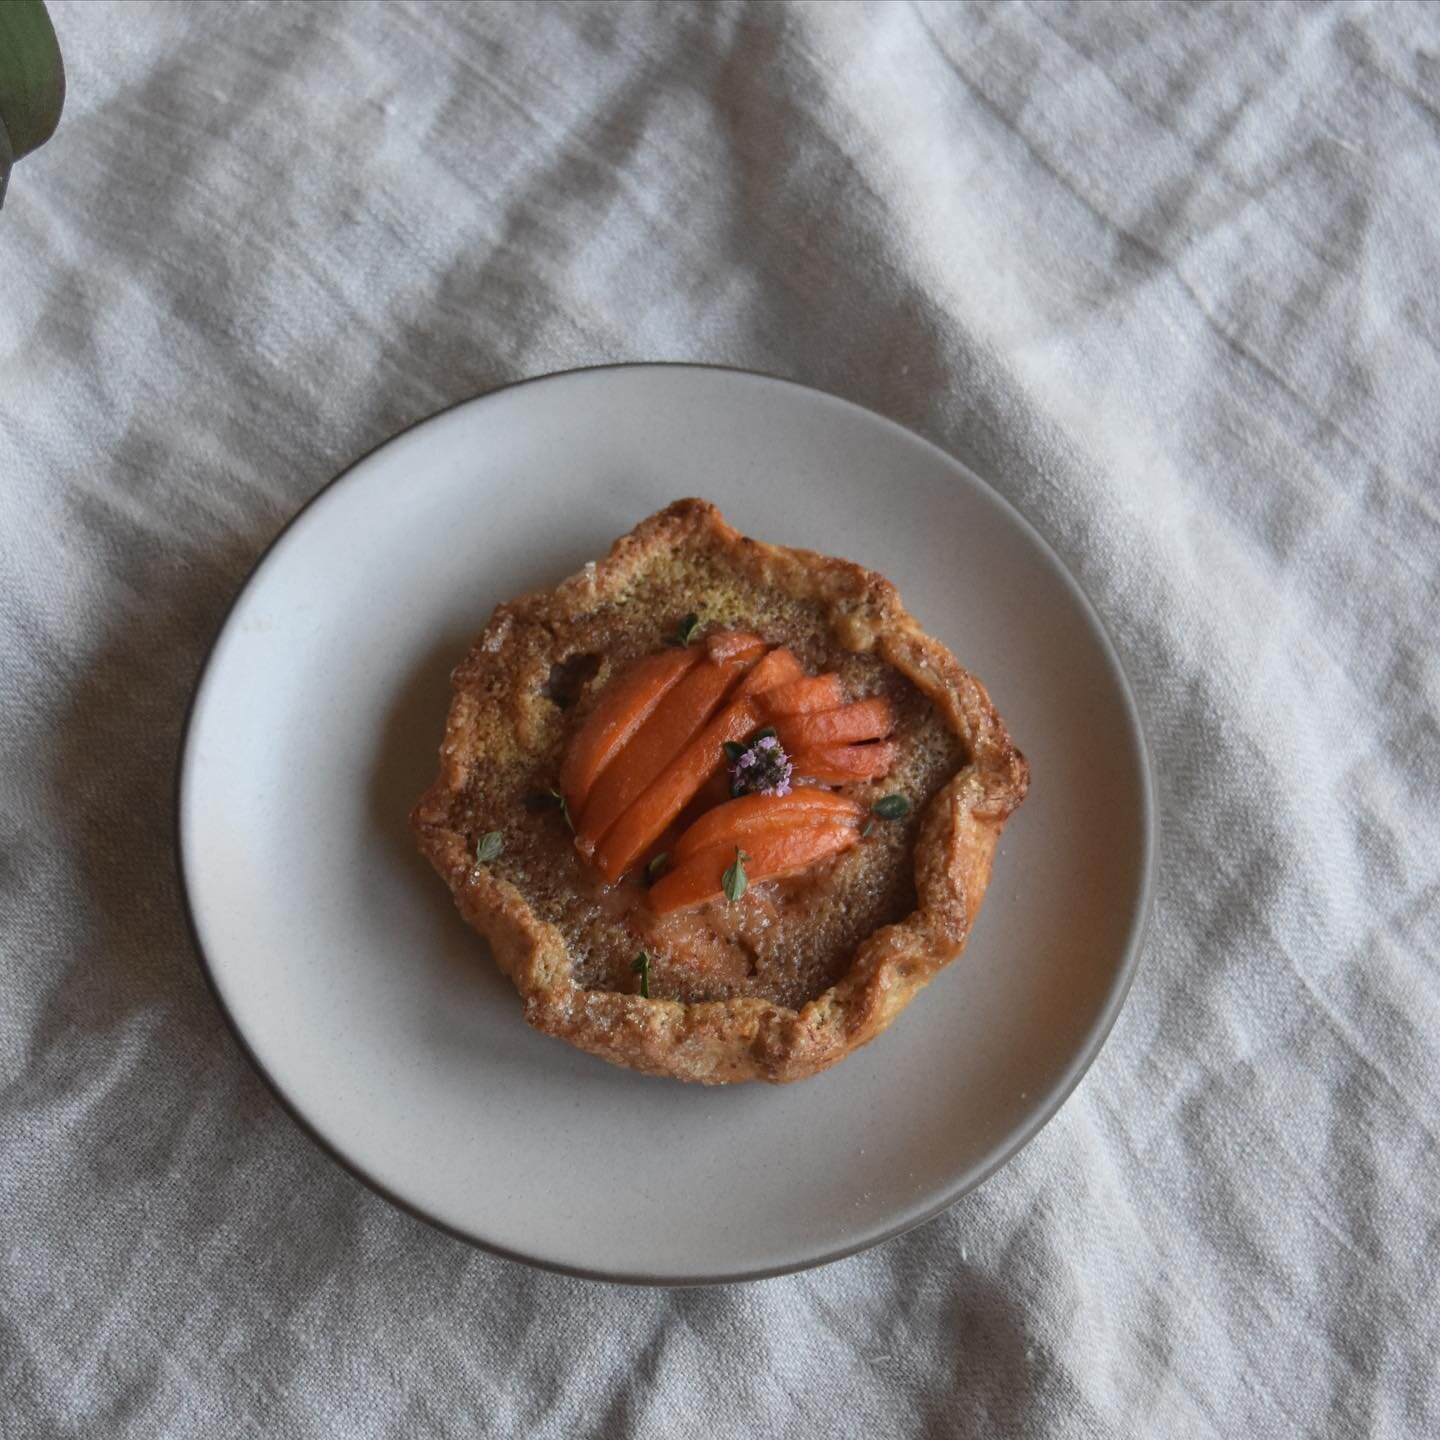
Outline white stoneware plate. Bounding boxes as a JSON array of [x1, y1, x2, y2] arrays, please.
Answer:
[[179, 364, 1153, 1284]]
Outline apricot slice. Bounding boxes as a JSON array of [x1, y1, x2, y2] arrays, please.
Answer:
[[647, 822, 859, 915], [788, 740, 897, 784], [674, 769, 731, 829], [760, 673, 845, 717], [745, 645, 804, 692], [705, 630, 767, 664], [594, 698, 761, 881], [578, 655, 757, 849], [591, 647, 808, 881], [776, 696, 895, 749], [734, 644, 805, 700], [672, 788, 863, 862], [559, 648, 703, 811]]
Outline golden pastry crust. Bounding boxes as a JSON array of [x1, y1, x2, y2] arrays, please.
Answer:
[[411, 500, 1028, 1084]]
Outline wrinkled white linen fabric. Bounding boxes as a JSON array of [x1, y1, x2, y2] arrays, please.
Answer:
[[3, 2, 1438, 1434]]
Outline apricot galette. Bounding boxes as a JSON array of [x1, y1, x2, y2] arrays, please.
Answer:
[[411, 500, 1027, 1084]]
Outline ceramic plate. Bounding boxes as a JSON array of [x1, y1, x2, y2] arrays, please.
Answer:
[[179, 364, 1153, 1284]]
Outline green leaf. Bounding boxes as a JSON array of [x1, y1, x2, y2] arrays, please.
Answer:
[[871, 795, 911, 821], [671, 612, 701, 647], [475, 831, 504, 864], [721, 848, 749, 903], [548, 787, 574, 831], [631, 950, 651, 999], [722, 741, 746, 764], [0, 1, 64, 207], [752, 726, 778, 743], [646, 852, 668, 883]]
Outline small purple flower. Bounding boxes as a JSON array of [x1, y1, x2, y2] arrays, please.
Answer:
[[728, 732, 794, 797]]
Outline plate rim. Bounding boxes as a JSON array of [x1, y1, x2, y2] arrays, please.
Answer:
[[175, 360, 1157, 1287]]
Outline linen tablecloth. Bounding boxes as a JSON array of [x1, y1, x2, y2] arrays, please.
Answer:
[[4, 2, 1438, 1434]]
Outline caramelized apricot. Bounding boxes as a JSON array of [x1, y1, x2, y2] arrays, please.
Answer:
[[559, 648, 703, 811], [591, 647, 809, 881], [788, 740, 898, 784], [760, 674, 845, 717], [705, 630, 767, 664], [577, 656, 757, 849], [671, 789, 862, 862], [647, 822, 859, 915], [775, 697, 895, 749]]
